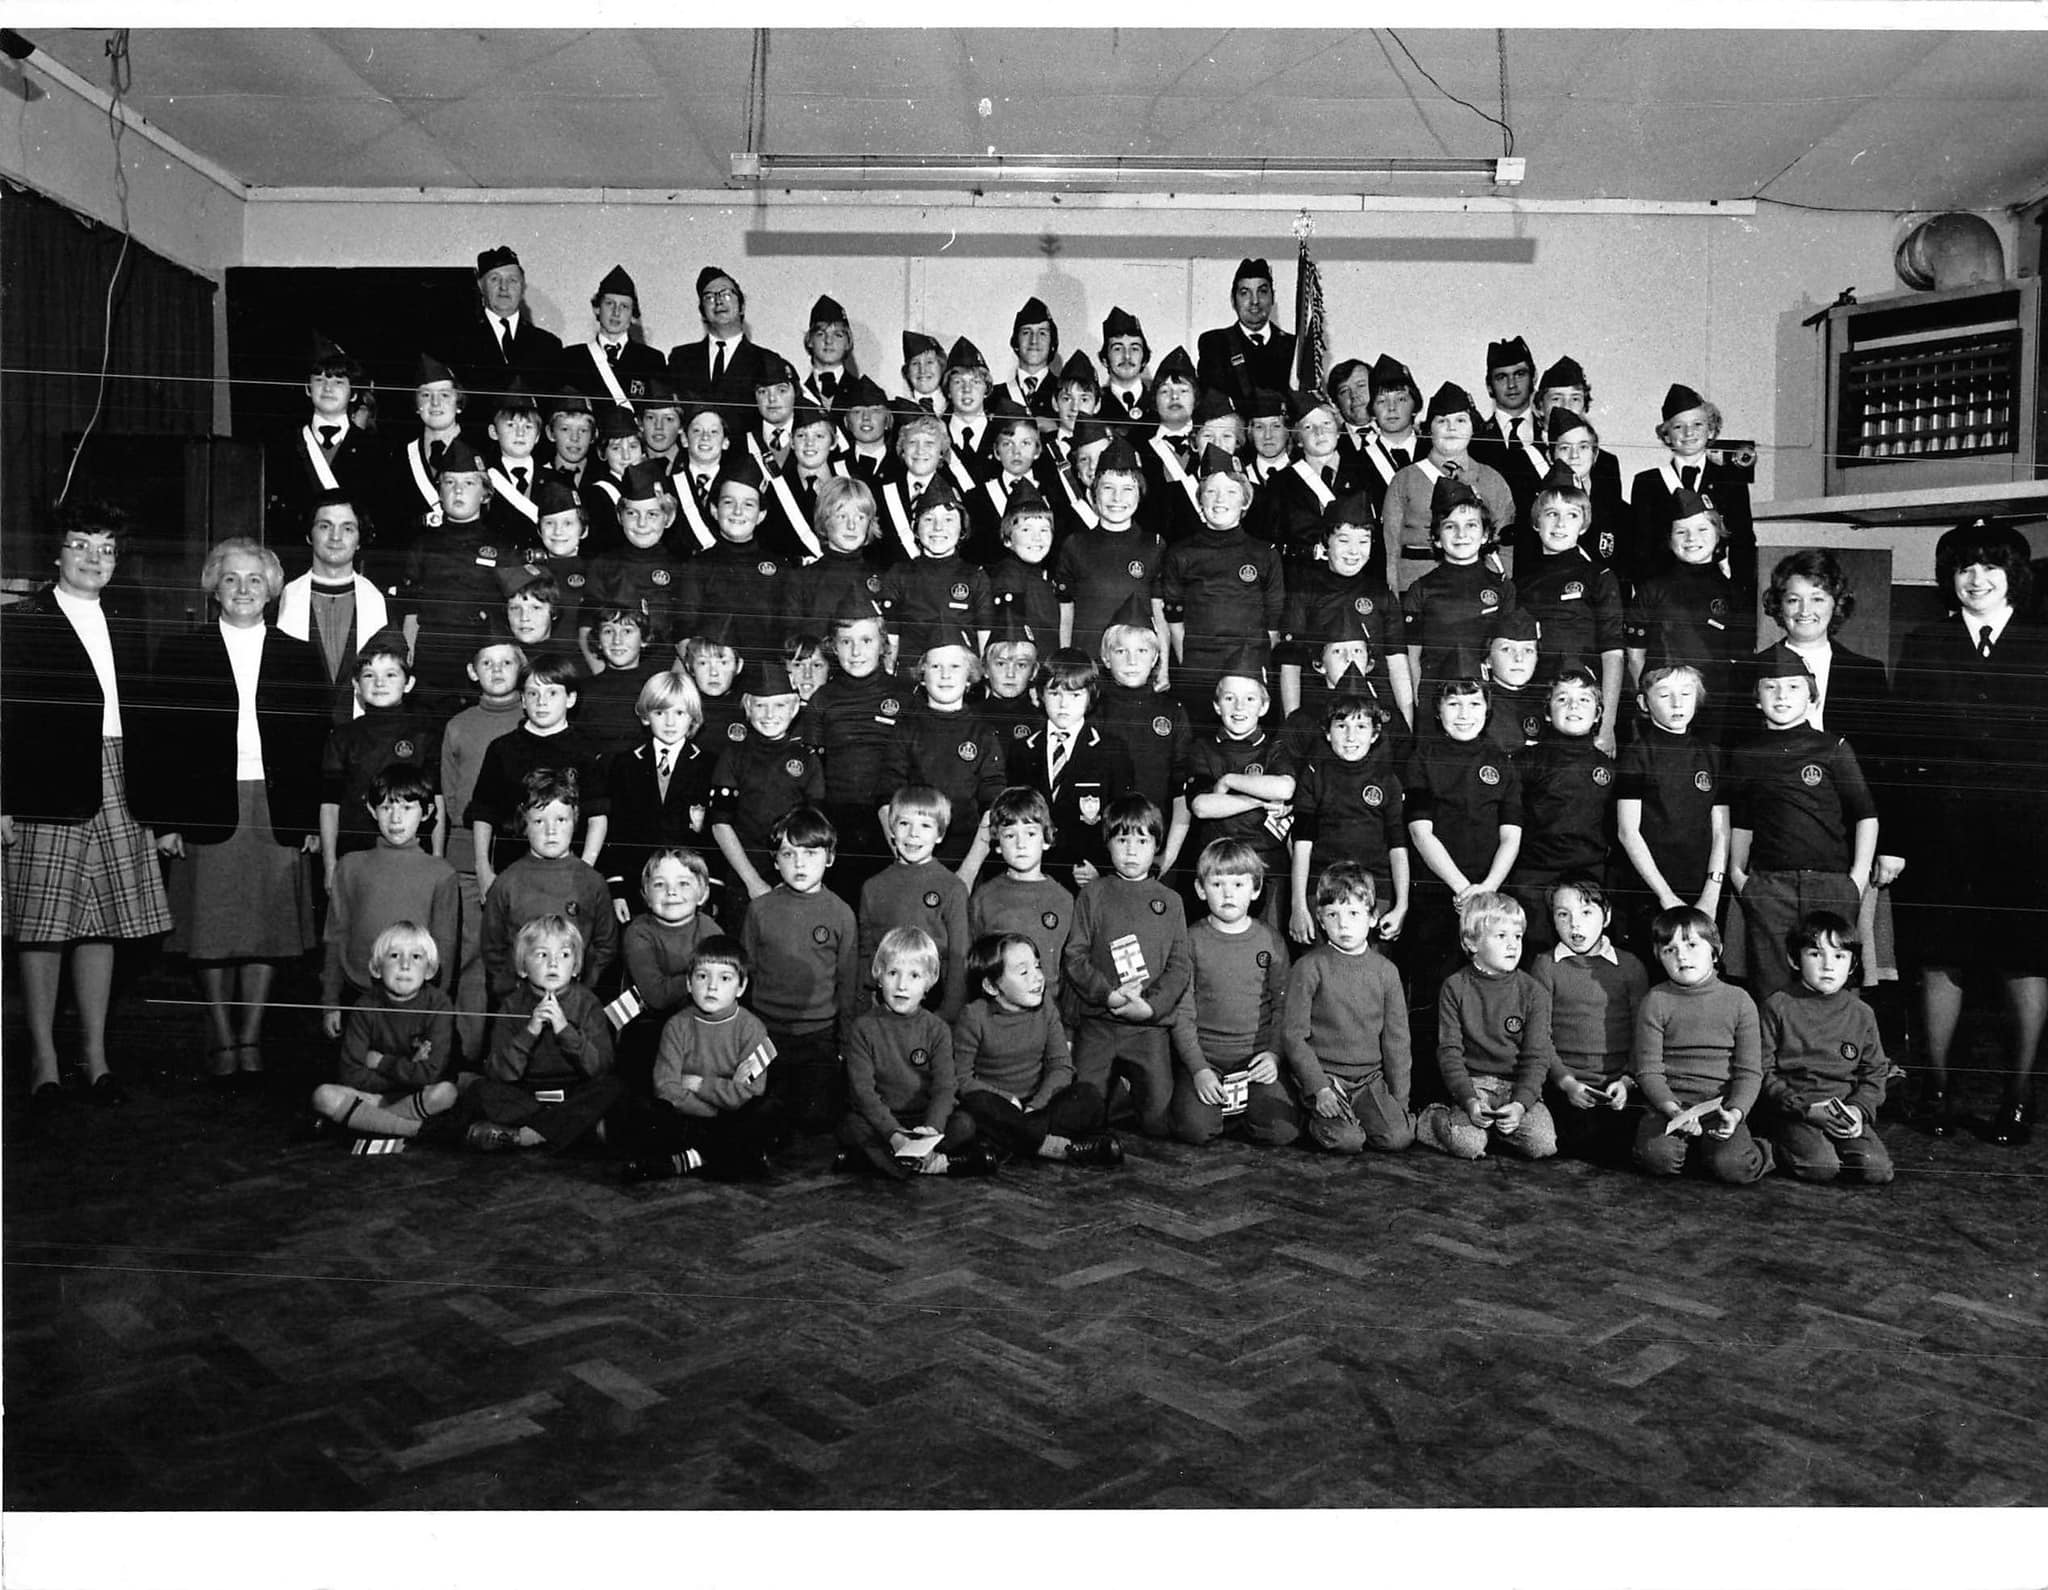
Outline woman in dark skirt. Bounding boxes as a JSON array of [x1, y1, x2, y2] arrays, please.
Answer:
[[138, 537, 332, 1083], [1, 506, 175, 1104], [1889, 520, 2048, 1145]]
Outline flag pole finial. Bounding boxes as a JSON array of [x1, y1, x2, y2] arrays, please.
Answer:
[[1291, 209, 1314, 243]]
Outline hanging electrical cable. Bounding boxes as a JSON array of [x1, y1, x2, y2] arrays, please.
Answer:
[[1380, 28, 1516, 159], [55, 27, 133, 507]]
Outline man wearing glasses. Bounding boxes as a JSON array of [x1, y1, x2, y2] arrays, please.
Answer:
[[667, 266, 783, 417]]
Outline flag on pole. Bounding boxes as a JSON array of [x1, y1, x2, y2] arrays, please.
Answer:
[[1293, 211, 1328, 397]]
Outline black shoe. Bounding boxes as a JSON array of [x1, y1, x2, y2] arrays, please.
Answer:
[[620, 1149, 701, 1184], [1064, 1132, 1125, 1168], [89, 1073, 126, 1107], [464, 1122, 523, 1153], [1987, 1102, 2034, 1147], [29, 1080, 64, 1112], [945, 1144, 999, 1178]]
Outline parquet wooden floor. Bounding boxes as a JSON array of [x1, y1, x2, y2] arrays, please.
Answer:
[[7, 1000, 2045, 1515]]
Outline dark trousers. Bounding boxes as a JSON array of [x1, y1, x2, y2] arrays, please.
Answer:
[[836, 1106, 977, 1180], [765, 1026, 842, 1134], [1071, 1017, 1174, 1137], [960, 1083, 1104, 1158], [1545, 1083, 1642, 1165], [1632, 1109, 1773, 1183], [1168, 1068, 1302, 1147], [456, 1074, 623, 1150], [607, 1092, 790, 1176], [1738, 868, 1860, 1003]]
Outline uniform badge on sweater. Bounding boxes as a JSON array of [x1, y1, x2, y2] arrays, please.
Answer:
[[785, 758, 806, 778], [758, 561, 777, 576], [1505, 1014, 1525, 1035], [1152, 716, 1173, 736], [1256, 949, 1273, 968], [1840, 1042, 1859, 1060], [881, 698, 901, 715], [1041, 910, 1060, 931], [1078, 795, 1101, 825], [1479, 764, 1501, 786], [1694, 771, 1714, 792], [1480, 588, 1500, 610], [811, 924, 831, 944], [1355, 597, 1374, 615], [923, 890, 941, 909], [651, 568, 671, 586], [909, 1047, 930, 1070], [1237, 564, 1258, 583], [957, 741, 978, 761], [1592, 766, 1613, 786], [1363, 784, 1385, 807], [728, 723, 747, 741], [1127, 560, 1146, 578], [1801, 764, 1824, 786], [394, 740, 416, 761]]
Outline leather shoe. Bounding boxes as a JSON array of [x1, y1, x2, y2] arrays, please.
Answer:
[[944, 1143, 999, 1178], [29, 1080, 64, 1111], [1063, 1132, 1125, 1168], [464, 1122, 523, 1153], [89, 1073, 127, 1107], [1987, 1102, 2034, 1147]]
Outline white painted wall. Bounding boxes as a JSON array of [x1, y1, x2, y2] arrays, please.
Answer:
[[242, 192, 1912, 501]]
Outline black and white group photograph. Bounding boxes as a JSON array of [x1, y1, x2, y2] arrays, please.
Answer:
[[0, 11, 2043, 1587]]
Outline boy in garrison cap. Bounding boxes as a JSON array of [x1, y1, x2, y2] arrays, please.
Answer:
[[1002, 296, 1061, 418], [1469, 334, 1548, 572], [400, 437, 514, 708], [943, 338, 997, 488], [1352, 354, 1429, 501], [1045, 350, 1101, 471], [676, 455, 788, 661], [1382, 382, 1517, 598], [898, 329, 949, 419], [389, 353, 467, 549], [455, 245, 563, 409], [802, 294, 856, 411], [1534, 358, 1629, 555], [838, 374, 899, 486], [667, 265, 775, 411], [1196, 257, 1298, 411], [1243, 388, 1293, 490], [586, 460, 692, 655], [1158, 445, 1287, 714], [562, 264, 664, 408], [270, 332, 385, 543], [966, 393, 1056, 565], [1628, 382, 1755, 602], [1099, 306, 1155, 432], [481, 378, 549, 549], [748, 353, 802, 475]]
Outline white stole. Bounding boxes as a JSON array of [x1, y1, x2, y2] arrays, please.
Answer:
[[300, 425, 342, 490], [881, 483, 921, 560], [1055, 469, 1099, 530], [766, 473, 824, 559], [487, 467, 540, 523], [1289, 457, 1338, 510], [671, 478, 717, 552], [580, 340, 632, 409]]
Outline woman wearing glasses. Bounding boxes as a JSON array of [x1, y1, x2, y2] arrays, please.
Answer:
[[0, 506, 174, 1107]]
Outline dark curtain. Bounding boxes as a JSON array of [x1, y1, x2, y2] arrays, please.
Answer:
[[1, 180, 216, 583]]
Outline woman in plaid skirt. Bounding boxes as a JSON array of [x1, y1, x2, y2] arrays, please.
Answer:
[[1, 506, 174, 1105]]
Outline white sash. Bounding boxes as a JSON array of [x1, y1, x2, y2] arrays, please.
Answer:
[[1366, 434, 1412, 485], [1290, 457, 1338, 510], [672, 477, 717, 552], [767, 472, 823, 560], [487, 467, 540, 523], [983, 478, 1010, 519], [405, 438, 443, 525], [946, 450, 978, 494], [1149, 434, 1202, 510], [1517, 439, 1549, 478], [581, 340, 632, 409], [301, 426, 341, 491], [1055, 468, 1099, 530], [747, 432, 772, 472], [592, 477, 622, 506], [881, 483, 920, 560]]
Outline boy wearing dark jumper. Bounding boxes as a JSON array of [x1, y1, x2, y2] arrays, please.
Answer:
[[1169, 840, 1299, 1148], [1185, 648, 1297, 920], [1756, 910, 1893, 1185], [1062, 795, 1193, 1139], [319, 767, 461, 1040], [1417, 892, 1561, 1160], [612, 847, 723, 1087], [706, 658, 826, 926], [467, 651, 610, 894], [836, 927, 993, 1179], [739, 806, 861, 1133], [1506, 665, 1616, 955], [857, 785, 972, 1022], [1614, 662, 1728, 953], [319, 637, 445, 879], [464, 914, 620, 1153], [954, 933, 1122, 1167], [1727, 644, 1878, 1004], [1631, 906, 1774, 1183], [1287, 666, 1409, 950], [1283, 863, 1414, 1153], [1532, 877, 1650, 1164], [312, 921, 461, 1149], [617, 936, 788, 1184], [480, 769, 619, 999]]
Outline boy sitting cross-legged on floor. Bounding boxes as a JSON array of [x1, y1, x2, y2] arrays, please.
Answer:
[[312, 921, 460, 1152]]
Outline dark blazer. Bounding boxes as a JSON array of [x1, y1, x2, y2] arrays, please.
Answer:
[[135, 623, 333, 847], [0, 585, 151, 823], [265, 422, 387, 543], [665, 334, 780, 415], [1470, 414, 1547, 565], [1196, 324, 1298, 409], [1628, 459, 1756, 596], [598, 738, 712, 900], [1007, 721, 1137, 878], [447, 310, 565, 409], [557, 338, 666, 406]]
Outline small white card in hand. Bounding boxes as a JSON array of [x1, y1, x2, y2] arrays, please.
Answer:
[[894, 1127, 942, 1159], [1218, 1070, 1252, 1117], [603, 987, 644, 1031], [1663, 1095, 1725, 1136], [734, 1042, 773, 1086]]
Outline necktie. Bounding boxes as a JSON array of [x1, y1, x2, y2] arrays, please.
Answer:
[[428, 439, 447, 468], [818, 373, 837, 400], [1508, 417, 1522, 443], [1320, 465, 1334, 487], [605, 342, 621, 364], [1440, 459, 1461, 478], [1123, 391, 1141, 417], [804, 474, 819, 492], [711, 341, 727, 383], [960, 426, 976, 454], [1575, 473, 1590, 493], [1048, 730, 1071, 786], [770, 428, 786, 452], [319, 425, 340, 449], [1023, 375, 1039, 396], [1390, 447, 1410, 469], [918, 397, 936, 414], [512, 467, 528, 494], [496, 317, 513, 360], [696, 473, 715, 503], [1979, 625, 1995, 659], [657, 745, 675, 798], [1681, 464, 1700, 490]]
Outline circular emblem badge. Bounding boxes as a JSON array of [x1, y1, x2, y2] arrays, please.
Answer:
[[424, 505, 444, 527], [1040, 910, 1060, 931], [957, 740, 978, 762], [922, 890, 942, 909], [1694, 771, 1713, 793], [950, 582, 970, 601], [1363, 784, 1385, 807], [880, 698, 901, 715], [1800, 763, 1824, 787], [1563, 581, 1585, 600], [1479, 764, 1501, 786], [1127, 560, 1146, 578], [1479, 587, 1500, 610], [811, 925, 831, 945], [785, 757, 806, 778], [566, 572, 585, 588], [1238, 563, 1259, 583], [1152, 715, 1173, 736], [478, 544, 498, 560], [1256, 950, 1273, 968], [1149, 898, 1167, 914], [727, 722, 747, 741], [1709, 598, 1727, 618], [1522, 714, 1542, 741], [394, 739, 416, 761], [910, 1047, 930, 1069], [865, 574, 881, 592], [1840, 1043, 1859, 1061], [651, 567, 671, 586], [1505, 1014, 1525, 1035], [1592, 765, 1613, 787], [757, 560, 778, 577], [1013, 723, 1031, 739], [1355, 597, 1374, 616]]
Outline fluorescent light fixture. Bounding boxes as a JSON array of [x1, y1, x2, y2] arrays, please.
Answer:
[[731, 153, 1524, 189]]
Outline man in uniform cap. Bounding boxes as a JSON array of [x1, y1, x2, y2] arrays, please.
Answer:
[[1099, 306, 1154, 430], [1196, 256, 1298, 412], [560, 263, 664, 408], [802, 294, 855, 411], [1470, 333, 1546, 571], [451, 245, 564, 414], [1003, 296, 1060, 417], [667, 265, 778, 415], [1326, 357, 1376, 473]]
